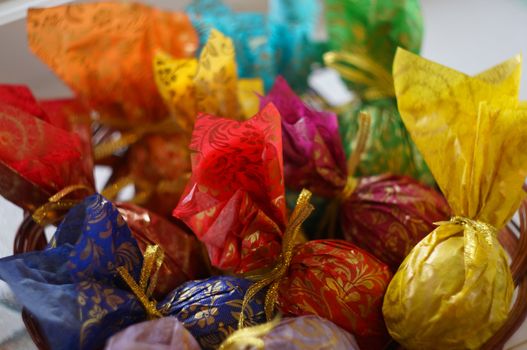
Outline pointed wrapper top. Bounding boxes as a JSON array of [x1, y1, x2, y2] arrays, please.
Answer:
[[173, 103, 286, 273], [383, 48, 527, 350], [261, 76, 347, 198], [0, 86, 94, 212], [27, 2, 198, 124]]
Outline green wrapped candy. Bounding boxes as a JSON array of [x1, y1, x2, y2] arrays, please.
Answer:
[[324, 0, 433, 185]]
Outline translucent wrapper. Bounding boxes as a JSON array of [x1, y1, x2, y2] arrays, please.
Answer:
[[383, 49, 527, 349], [260, 76, 347, 197], [164, 276, 267, 350], [0, 85, 93, 211], [325, 0, 422, 92], [28, 2, 198, 123], [173, 104, 286, 273], [186, 0, 323, 91], [220, 315, 360, 350], [0, 195, 145, 350], [105, 318, 200, 350], [324, 0, 432, 184], [116, 202, 211, 297], [341, 174, 451, 270], [127, 133, 191, 217], [276, 240, 391, 350], [153, 29, 263, 132]]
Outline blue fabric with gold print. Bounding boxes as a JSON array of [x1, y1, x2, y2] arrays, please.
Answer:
[[163, 276, 267, 350], [0, 194, 146, 350]]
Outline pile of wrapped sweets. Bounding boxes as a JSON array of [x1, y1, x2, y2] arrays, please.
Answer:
[[1, 1, 527, 349]]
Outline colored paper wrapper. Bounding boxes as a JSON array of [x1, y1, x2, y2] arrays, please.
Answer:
[[383, 48, 527, 349]]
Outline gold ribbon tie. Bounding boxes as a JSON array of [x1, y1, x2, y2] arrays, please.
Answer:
[[238, 189, 314, 329], [324, 51, 395, 101], [316, 111, 371, 237], [220, 317, 281, 350], [117, 244, 165, 319], [32, 184, 94, 226]]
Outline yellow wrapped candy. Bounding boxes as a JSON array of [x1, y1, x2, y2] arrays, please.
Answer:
[[153, 29, 263, 133], [383, 48, 527, 350]]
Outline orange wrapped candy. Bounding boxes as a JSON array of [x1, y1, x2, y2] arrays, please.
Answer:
[[27, 2, 198, 123]]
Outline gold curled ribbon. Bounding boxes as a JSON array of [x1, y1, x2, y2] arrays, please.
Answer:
[[315, 111, 371, 238], [101, 173, 190, 205], [93, 117, 184, 160], [324, 51, 395, 101], [238, 189, 314, 329], [117, 244, 165, 319], [219, 316, 281, 350], [32, 184, 94, 226]]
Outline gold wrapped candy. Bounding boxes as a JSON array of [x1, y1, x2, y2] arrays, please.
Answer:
[[383, 49, 527, 349]]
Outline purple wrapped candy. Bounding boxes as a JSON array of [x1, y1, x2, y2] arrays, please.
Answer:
[[105, 318, 200, 350], [221, 315, 361, 350]]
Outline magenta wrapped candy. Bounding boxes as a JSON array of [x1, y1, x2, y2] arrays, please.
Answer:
[[105, 318, 200, 350], [340, 174, 450, 270], [262, 77, 450, 269], [260, 76, 347, 197]]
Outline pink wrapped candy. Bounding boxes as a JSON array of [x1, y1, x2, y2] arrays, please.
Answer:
[[105, 318, 200, 350]]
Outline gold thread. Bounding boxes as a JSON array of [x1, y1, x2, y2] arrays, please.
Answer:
[[32, 184, 94, 226], [323, 51, 395, 100], [238, 189, 314, 329], [314, 111, 371, 238], [93, 117, 184, 160], [117, 244, 165, 319]]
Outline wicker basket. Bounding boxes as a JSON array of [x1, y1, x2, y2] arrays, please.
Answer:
[[12, 195, 527, 350]]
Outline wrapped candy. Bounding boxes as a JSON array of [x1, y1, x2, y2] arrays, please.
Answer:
[[28, 2, 198, 124], [173, 104, 286, 273], [105, 318, 200, 350], [0, 194, 147, 350], [26, 2, 201, 217], [0, 85, 93, 212], [324, 0, 433, 185], [0, 194, 260, 350], [186, 0, 324, 91], [0, 86, 210, 296], [383, 49, 527, 349], [173, 107, 392, 349], [220, 316, 360, 350], [164, 276, 267, 349], [340, 174, 451, 269], [262, 77, 449, 269]]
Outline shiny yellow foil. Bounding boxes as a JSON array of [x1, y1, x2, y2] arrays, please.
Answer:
[[383, 48, 527, 350], [153, 29, 263, 132]]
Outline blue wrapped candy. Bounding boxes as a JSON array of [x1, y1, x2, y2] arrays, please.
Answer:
[[0, 194, 145, 350], [186, 0, 323, 91], [0, 195, 266, 350], [165, 276, 267, 350]]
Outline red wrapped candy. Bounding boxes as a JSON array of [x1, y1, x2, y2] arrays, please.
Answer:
[[173, 104, 286, 273], [277, 239, 391, 349], [173, 105, 392, 349], [0, 85, 93, 211]]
